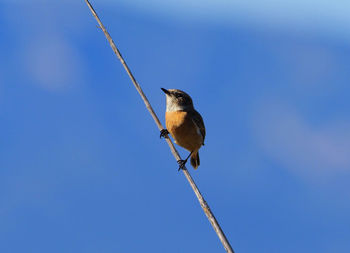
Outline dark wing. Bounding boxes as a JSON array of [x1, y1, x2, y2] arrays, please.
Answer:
[[190, 110, 206, 145]]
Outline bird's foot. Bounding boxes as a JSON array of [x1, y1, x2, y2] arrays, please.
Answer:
[[160, 129, 169, 138], [177, 159, 188, 171]]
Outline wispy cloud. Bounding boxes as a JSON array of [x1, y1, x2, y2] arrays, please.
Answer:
[[252, 100, 350, 181], [110, 0, 350, 39], [3, 0, 350, 40], [2, 2, 87, 92], [278, 44, 338, 89], [23, 36, 84, 92]]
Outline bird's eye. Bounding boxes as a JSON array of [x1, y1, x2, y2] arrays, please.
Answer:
[[175, 93, 182, 98]]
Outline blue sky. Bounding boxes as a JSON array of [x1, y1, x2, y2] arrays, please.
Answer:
[[1, 1, 350, 252]]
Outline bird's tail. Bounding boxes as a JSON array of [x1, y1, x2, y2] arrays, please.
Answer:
[[190, 151, 200, 169]]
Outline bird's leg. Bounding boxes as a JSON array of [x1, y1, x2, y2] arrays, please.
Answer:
[[177, 152, 193, 171], [160, 129, 169, 139]]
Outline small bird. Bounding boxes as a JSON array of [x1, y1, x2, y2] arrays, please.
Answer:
[[160, 88, 206, 170]]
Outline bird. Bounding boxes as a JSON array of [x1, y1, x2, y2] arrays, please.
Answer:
[[160, 88, 206, 170]]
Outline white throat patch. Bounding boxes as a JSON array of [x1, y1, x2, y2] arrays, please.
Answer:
[[165, 94, 193, 112], [166, 103, 188, 112]]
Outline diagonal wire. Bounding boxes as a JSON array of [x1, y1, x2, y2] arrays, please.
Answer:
[[84, 1, 234, 252]]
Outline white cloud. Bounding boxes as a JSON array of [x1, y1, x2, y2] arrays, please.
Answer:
[[23, 36, 84, 92], [109, 0, 350, 39], [1, 1, 88, 92], [3, 0, 350, 41], [252, 101, 350, 181], [279, 45, 337, 89]]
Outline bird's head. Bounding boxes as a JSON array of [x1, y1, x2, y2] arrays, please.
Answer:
[[161, 88, 194, 112]]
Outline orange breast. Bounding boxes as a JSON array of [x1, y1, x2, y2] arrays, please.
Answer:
[[165, 111, 203, 152]]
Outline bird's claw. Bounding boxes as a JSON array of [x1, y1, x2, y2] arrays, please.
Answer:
[[160, 129, 169, 138], [177, 160, 187, 171]]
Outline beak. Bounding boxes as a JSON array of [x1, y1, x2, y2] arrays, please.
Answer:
[[161, 88, 171, 95]]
